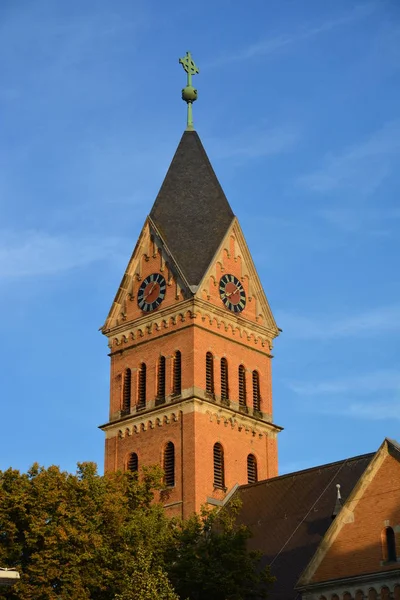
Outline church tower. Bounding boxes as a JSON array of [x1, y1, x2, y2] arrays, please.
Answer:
[[100, 53, 282, 517]]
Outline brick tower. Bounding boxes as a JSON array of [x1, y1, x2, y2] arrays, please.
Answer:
[[100, 128, 282, 517]]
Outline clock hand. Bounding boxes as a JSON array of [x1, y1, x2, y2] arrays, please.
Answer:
[[145, 282, 157, 299]]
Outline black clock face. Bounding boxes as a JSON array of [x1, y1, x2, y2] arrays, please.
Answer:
[[219, 274, 246, 313], [137, 273, 166, 312]]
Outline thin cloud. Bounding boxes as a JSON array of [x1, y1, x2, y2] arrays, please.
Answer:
[[208, 125, 300, 161], [0, 231, 124, 279], [298, 120, 400, 195], [315, 399, 400, 421], [318, 207, 400, 235], [277, 305, 400, 340], [210, 2, 378, 66], [289, 371, 400, 421], [289, 370, 400, 396]]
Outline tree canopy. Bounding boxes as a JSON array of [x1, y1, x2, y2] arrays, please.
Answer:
[[0, 463, 274, 600]]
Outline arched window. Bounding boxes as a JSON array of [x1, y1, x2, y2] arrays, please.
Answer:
[[137, 363, 146, 409], [368, 589, 377, 600], [122, 368, 131, 413], [247, 454, 258, 484], [157, 356, 166, 401], [221, 358, 229, 401], [164, 442, 175, 487], [213, 442, 225, 489], [206, 352, 214, 394], [385, 526, 397, 562], [381, 588, 390, 600], [252, 370, 260, 411], [238, 365, 246, 406], [173, 351, 182, 395], [127, 452, 138, 472], [355, 591, 364, 600]]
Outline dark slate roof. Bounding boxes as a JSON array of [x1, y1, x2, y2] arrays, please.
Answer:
[[234, 453, 374, 600], [149, 130, 234, 288]]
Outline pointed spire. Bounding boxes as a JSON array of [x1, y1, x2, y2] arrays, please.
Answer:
[[149, 131, 234, 288], [332, 483, 343, 519]]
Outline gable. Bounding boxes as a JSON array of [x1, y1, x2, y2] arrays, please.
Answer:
[[298, 439, 400, 586], [196, 218, 279, 338], [232, 454, 372, 600], [101, 219, 190, 333]]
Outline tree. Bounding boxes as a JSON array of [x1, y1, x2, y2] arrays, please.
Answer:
[[0, 464, 273, 600], [167, 499, 275, 600], [0, 463, 175, 600]]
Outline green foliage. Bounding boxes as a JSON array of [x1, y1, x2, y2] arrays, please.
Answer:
[[167, 498, 274, 600], [0, 464, 273, 600]]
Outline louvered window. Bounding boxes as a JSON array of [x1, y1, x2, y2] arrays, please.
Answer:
[[213, 442, 225, 489], [386, 527, 397, 562], [157, 356, 166, 400], [122, 368, 131, 413], [221, 358, 229, 401], [127, 452, 138, 473], [206, 352, 214, 394], [252, 370, 260, 411], [164, 442, 175, 487], [173, 351, 182, 395], [238, 365, 246, 406], [137, 363, 146, 409], [247, 454, 258, 484]]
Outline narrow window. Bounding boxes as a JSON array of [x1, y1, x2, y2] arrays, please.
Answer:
[[238, 365, 246, 406], [164, 442, 175, 487], [173, 351, 182, 395], [221, 358, 229, 401], [386, 526, 397, 562], [157, 356, 166, 400], [368, 590, 377, 600], [137, 363, 146, 409], [252, 370, 260, 411], [206, 352, 214, 394], [122, 368, 131, 413], [127, 452, 138, 472], [247, 454, 258, 484], [213, 442, 225, 489]]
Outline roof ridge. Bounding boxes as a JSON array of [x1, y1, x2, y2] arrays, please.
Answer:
[[239, 451, 375, 490]]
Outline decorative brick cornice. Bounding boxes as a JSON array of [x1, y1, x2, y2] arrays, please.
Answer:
[[99, 395, 281, 440], [105, 298, 276, 353]]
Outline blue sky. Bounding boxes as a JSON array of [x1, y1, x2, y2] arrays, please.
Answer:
[[1, 0, 399, 475]]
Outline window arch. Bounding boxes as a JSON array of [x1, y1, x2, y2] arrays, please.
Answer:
[[137, 363, 146, 409], [355, 591, 364, 600], [252, 370, 260, 411], [213, 442, 225, 489], [122, 368, 131, 414], [385, 526, 397, 562], [221, 358, 229, 401], [164, 441, 175, 487], [238, 365, 247, 406], [247, 454, 258, 484], [127, 452, 138, 473], [368, 589, 377, 600], [380, 588, 390, 600], [173, 350, 182, 395], [157, 356, 166, 401], [206, 352, 214, 394]]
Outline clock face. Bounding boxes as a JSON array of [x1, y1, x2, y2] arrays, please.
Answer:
[[219, 274, 246, 313], [137, 273, 166, 312]]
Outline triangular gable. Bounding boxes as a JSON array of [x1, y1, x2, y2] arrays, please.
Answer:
[[196, 218, 280, 338], [101, 218, 191, 333], [297, 438, 400, 587]]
